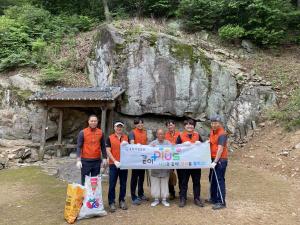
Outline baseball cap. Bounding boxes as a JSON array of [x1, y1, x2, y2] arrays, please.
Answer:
[[210, 115, 222, 122], [114, 121, 125, 127]]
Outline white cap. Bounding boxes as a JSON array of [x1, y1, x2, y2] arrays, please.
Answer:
[[114, 121, 124, 127]]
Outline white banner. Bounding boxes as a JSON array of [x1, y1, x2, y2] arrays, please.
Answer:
[[120, 142, 211, 169]]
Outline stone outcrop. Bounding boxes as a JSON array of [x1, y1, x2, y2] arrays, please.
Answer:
[[87, 24, 276, 140]]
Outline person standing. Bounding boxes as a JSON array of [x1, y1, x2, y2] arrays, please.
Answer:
[[209, 115, 228, 210], [76, 115, 108, 185], [106, 121, 129, 212], [129, 117, 149, 205], [164, 120, 180, 200], [176, 119, 203, 208], [149, 129, 171, 207]]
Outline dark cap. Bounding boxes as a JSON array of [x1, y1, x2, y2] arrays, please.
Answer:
[[210, 115, 222, 122]]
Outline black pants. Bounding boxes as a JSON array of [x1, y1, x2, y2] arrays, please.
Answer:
[[108, 164, 128, 205], [81, 160, 101, 185], [209, 159, 227, 205], [130, 169, 145, 200], [169, 183, 175, 196], [177, 169, 201, 200]]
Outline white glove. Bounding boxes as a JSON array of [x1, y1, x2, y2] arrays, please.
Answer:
[[114, 161, 121, 168], [102, 158, 108, 167], [182, 141, 192, 146], [76, 160, 82, 169], [121, 141, 129, 146], [210, 162, 217, 169], [136, 143, 142, 146], [195, 141, 201, 145]]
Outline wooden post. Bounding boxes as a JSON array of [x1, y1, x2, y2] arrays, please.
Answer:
[[106, 109, 114, 135], [39, 106, 48, 161], [101, 107, 107, 132], [57, 109, 63, 157]]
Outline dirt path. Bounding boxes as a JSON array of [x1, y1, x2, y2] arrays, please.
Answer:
[[1, 154, 299, 225]]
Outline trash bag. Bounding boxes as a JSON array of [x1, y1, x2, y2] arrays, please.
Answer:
[[64, 183, 85, 224], [77, 176, 107, 220]]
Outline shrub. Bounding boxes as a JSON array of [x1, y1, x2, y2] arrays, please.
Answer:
[[31, 38, 47, 64], [0, 4, 95, 73], [268, 89, 300, 130], [4, 4, 51, 39], [177, 0, 224, 31], [178, 0, 300, 46], [0, 51, 32, 71], [218, 24, 245, 41], [39, 65, 64, 85]]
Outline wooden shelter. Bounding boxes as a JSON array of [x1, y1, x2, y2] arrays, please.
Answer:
[[29, 86, 125, 160]]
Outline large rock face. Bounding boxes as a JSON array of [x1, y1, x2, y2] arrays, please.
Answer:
[[87, 25, 276, 140]]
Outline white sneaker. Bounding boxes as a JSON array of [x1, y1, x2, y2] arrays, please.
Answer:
[[151, 199, 160, 207], [161, 199, 170, 207]]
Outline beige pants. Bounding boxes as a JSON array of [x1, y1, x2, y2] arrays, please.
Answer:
[[150, 176, 169, 199]]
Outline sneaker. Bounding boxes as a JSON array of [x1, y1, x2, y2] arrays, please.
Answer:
[[119, 201, 128, 210], [212, 203, 226, 210], [151, 199, 160, 207], [194, 199, 204, 207], [109, 203, 116, 212], [139, 195, 149, 201], [132, 198, 142, 205], [178, 198, 186, 208], [161, 199, 170, 207]]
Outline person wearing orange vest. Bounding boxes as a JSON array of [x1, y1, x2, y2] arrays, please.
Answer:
[[208, 115, 228, 210], [165, 120, 180, 200], [176, 119, 204, 208], [106, 121, 129, 212], [76, 115, 107, 185], [129, 117, 149, 205]]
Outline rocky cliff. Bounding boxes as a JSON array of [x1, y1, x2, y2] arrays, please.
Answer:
[[87, 24, 276, 140]]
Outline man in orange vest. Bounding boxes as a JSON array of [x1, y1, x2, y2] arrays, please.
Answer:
[[76, 115, 108, 185], [165, 120, 180, 200], [209, 115, 228, 210], [129, 117, 149, 205], [176, 119, 204, 208], [106, 121, 129, 212]]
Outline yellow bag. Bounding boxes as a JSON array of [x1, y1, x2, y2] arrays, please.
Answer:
[[64, 184, 85, 224], [169, 170, 177, 186]]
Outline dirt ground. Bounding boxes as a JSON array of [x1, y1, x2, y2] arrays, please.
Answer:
[[1, 131, 300, 225]]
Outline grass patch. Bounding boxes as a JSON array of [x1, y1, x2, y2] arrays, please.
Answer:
[[268, 88, 300, 130]]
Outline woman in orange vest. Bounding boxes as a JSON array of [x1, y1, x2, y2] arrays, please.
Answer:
[[176, 119, 204, 208], [165, 120, 180, 200], [209, 115, 228, 210], [76, 115, 108, 185], [129, 117, 149, 205], [106, 121, 129, 212]]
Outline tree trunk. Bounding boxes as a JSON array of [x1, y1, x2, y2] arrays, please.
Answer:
[[102, 0, 112, 23], [298, 0, 300, 9]]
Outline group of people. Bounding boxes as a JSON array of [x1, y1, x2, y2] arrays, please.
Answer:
[[76, 115, 228, 213]]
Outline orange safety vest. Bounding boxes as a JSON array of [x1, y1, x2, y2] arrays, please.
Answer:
[[210, 127, 228, 159], [165, 130, 180, 144], [132, 128, 147, 144], [180, 131, 200, 143], [108, 133, 129, 164], [81, 127, 102, 159]]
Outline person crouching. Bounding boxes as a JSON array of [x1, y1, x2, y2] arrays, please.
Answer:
[[149, 129, 171, 207]]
